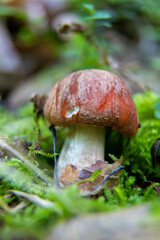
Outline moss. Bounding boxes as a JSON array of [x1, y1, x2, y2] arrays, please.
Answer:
[[0, 91, 160, 239], [122, 91, 160, 182], [133, 91, 160, 121]]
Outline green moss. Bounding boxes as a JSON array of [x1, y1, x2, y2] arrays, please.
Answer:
[[104, 171, 158, 207], [0, 91, 160, 239], [122, 92, 160, 182], [133, 91, 160, 121]]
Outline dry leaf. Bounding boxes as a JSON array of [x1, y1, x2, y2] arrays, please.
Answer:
[[59, 159, 123, 196], [59, 165, 80, 185]]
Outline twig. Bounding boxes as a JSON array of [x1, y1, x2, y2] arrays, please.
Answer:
[[0, 139, 54, 186], [92, 165, 124, 191], [49, 125, 61, 188], [10, 190, 55, 209], [0, 196, 12, 213]]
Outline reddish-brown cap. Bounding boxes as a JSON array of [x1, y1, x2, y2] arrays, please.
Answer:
[[44, 69, 139, 137]]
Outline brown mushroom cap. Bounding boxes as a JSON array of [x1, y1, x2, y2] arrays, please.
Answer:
[[44, 69, 139, 137]]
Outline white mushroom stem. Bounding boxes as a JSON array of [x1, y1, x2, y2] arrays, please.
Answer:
[[57, 125, 105, 177]]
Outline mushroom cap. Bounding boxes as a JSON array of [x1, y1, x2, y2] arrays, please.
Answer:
[[44, 69, 139, 137]]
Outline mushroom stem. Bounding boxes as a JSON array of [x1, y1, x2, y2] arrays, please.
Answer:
[[57, 125, 105, 177]]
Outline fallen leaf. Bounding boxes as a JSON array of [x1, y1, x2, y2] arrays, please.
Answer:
[[84, 160, 107, 173], [78, 169, 92, 180], [59, 165, 80, 185], [59, 159, 124, 196]]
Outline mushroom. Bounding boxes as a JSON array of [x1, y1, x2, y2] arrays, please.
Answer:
[[44, 69, 139, 187]]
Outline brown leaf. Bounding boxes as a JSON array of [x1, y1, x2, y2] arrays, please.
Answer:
[[84, 160, 107, 173], [59, 159, 123, 196], [78, 169, 92, 180], [101, 159, 123, 176], [78, 175, 104, 195], [79, 160, 123, 196], [59, 165, 80, 186]]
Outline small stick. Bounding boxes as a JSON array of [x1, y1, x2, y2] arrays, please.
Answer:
[[92, 165, 124, 191], [0, 138, 53, 185], [49, 125, 60, 188]]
